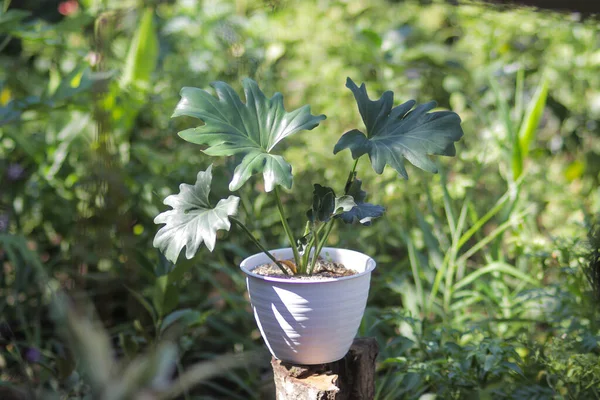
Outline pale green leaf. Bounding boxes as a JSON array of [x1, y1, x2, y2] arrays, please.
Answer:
[[121, 8, 158, 89], [519, 77, 549, 158], [513, 76, 548, 179], [153, 165, 240, 262], [334, 195, 356, 215]]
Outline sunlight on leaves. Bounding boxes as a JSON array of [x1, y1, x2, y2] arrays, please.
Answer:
[[153, 165, 239, 262], [173, 78, 326, 191]]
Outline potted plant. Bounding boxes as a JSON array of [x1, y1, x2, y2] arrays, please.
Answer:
[[153, 78, 463, 364]]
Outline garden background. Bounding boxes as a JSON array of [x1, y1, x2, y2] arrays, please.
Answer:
[[1, 0, 600, 398]]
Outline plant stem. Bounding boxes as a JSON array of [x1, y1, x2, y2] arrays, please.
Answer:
[[306, 156, 360, 274], [344, 158, 360, 194], [274, 186, 301, 270], [309, 219, 335, 274], [301, 239, 312, 273], [350, 158, 359, 176], [0, 35, 12, 54], [308, 223, 320, 275], [299, 223, 313, 274], [301, 220, 330, 274], [231, 217, 289, 275]]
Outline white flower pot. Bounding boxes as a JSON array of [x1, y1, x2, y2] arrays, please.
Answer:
[[240, 247, 376, 365]]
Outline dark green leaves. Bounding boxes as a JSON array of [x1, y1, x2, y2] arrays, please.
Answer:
[[334, 78, 464, 179], [153, 165, 240, 263], [307, 184, 355, 224], [173, 78, 326, 192], [338, 178, 385, 225], [0, 9, 31, 33]]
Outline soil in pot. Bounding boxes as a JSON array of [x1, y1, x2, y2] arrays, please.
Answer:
[[251, 257, 358, 280]]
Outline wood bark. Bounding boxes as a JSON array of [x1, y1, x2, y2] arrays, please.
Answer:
[[271, 337, 378, 400]]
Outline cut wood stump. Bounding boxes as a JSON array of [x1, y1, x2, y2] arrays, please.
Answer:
[[271, 337, 379, 400]]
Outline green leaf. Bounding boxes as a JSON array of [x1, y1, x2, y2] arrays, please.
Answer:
[[338, 178, 385, 225], [334, 78, 464, 179], [484, 354, 497, 372], [307, 184, 355, 223], [161, 282, 179, 317], [152, 275, 169, 317], [62, 300, 114, 390], [153, 165, 240, 263], [0, 10, 31, 33], [43, 112, 92, 181], [501, 361, 524, 376], [513, 76, 549, 179], [51, 65, 100, 103], [173, 79, 326, 191], [121, 7, 158, 90], [334, 196, 356, 215], [119, 333, 139, 360], [452, 261, 539, 291], [160, 308, 207, 335], [519, 77, 548, 157], [307, 184, 334, 223], [117, 342, 178, 395], [155, 252, 175, 277], [125, 286, 157, 324]]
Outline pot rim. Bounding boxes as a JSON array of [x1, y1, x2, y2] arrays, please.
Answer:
[[239, 247, 376, 284]]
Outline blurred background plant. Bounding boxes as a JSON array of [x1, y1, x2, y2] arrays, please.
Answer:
[[0, 0, 599, 398]]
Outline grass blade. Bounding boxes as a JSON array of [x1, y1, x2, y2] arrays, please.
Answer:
[[457, 207, 532, 265], [514, 67, 525, 125], [453, 261, 539, 292], [121, 7, 158, 89], [404, 232, 425, 315], [518, 76, 549, 160], [457, 178, 523, 250]]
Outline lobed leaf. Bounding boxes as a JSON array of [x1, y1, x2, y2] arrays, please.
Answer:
[[173, 79, 326, 191], [153, 165, 240, 262], [334, 78, 464, 179]]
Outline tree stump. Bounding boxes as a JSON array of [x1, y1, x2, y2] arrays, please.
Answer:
[[271, 337, 378, 400]]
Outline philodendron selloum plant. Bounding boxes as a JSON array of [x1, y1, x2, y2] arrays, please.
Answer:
[[154, 77, 463, 273], [153, 77, 463, 364]]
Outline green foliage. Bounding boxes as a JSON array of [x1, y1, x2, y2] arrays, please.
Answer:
[[539, 336, 600, 397], [584, 218, 600, 303], [57, 283, 264, 400], [1, 0, 599, 398]]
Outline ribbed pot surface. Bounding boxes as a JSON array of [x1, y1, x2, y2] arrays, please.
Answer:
[[240, 247, 376, 365]]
